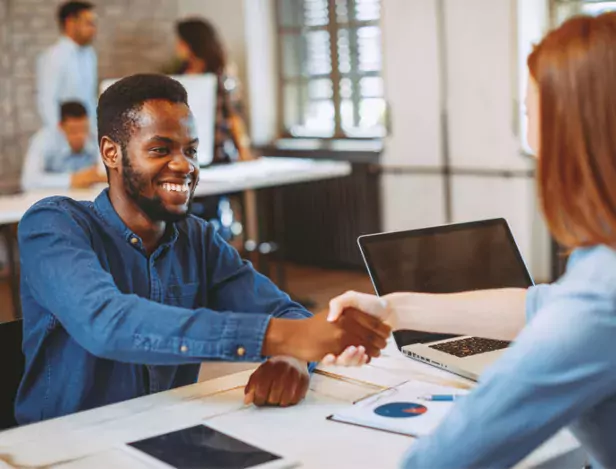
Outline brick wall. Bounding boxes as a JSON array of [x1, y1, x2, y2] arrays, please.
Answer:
[[0, 0, 179, 188]]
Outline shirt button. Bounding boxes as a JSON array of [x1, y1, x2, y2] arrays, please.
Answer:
[[180, 345, 189, 353], [236, 346, 246, 357], [130, 237, 139, 245]]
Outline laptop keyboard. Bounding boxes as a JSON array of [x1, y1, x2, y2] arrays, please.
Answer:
[[429, 337, 510, 358]]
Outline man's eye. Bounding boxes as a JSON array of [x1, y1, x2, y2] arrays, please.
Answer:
[[150, 147, 169, 155], [185, 148, 198, 158]]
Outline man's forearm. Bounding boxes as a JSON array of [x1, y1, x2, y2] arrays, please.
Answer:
[[261, 318, 297, 358], [385, 288, 527, 341]]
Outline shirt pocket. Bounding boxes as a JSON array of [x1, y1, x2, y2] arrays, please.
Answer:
[[164, 283, 200, 308]]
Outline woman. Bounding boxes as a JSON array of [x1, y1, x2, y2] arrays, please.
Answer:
[[174, 18, 252, 241], [327, 13, 616, 469], [175, 18, 252, 164]]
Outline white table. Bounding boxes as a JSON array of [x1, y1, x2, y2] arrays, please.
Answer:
[[0, 341, 584, 469], [0, 158, 351, 226]]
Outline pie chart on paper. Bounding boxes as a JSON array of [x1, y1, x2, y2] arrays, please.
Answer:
[[373, 402, 428, 418]]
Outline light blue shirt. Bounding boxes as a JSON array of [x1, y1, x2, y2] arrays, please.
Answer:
[[21, 127, 98, 191], [403, 245, 616, 469], [37, 36, 97, 130]]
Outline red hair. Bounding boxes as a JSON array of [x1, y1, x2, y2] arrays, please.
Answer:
[[528, 12, 616, 248]]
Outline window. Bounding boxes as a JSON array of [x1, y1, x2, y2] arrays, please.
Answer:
[[551, 0, 616, 25], [276, 0, 386, 139]]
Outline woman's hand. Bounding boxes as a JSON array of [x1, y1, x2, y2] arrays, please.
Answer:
[[321, 291, 396, 366]]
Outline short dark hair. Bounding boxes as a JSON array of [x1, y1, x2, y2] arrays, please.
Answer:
[[60, 101, 88, 122], [58, 1, 94, 29], [176, 18, 227, 74], [97, 74, 189, 150]]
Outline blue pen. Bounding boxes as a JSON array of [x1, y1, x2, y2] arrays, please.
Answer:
[[419, 394, 462, 402]]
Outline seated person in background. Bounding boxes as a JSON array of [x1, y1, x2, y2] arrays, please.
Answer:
[[16, 74, 388, 425], [21, 101, 106, 190]]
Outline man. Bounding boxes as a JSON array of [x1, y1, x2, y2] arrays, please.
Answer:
[[37, 1, 97, 130], [16, 74, 389, 425], [22, 101, 106, 190]]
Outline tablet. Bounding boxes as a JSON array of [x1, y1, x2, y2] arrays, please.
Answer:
[[123, 424, 298, 469]]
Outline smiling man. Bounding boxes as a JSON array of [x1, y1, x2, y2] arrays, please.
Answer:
[[16, 74, 390, 424]]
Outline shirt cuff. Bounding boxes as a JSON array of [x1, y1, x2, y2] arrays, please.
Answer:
[[175, 312, 272, 362]]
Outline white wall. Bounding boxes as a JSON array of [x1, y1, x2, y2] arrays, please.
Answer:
[[184, 0, 553, 280], [380, 0, 551, 280]]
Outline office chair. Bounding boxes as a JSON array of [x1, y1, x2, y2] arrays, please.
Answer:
[[0, 319, 24, 431]]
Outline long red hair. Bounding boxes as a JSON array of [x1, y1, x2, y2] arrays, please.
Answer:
[[528, 12, 616, 248]]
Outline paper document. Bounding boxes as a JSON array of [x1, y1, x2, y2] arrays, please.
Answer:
[[328, 380, 468, 438]]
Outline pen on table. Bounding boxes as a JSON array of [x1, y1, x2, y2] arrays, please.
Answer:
[[419, 394, 463, 402]]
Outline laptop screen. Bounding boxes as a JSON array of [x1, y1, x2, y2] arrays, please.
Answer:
[[358, 219, 534, 347]]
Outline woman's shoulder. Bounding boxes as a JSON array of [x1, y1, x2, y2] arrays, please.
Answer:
[[561, 245, 616, 296]]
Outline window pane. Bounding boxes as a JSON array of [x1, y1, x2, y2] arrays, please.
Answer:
[[342, 97, 386, 137], [340, 77, 353, 99], [337, 29, 352, 74], [357, 26, 381, 72], [308, 79, 333, 100], [291, 100, 335, 137], [360, 76, 383, 98], [341, 99, 355, 130], [304, 0, 329, 26], [335, 0, 349, 23], [581, 1, 616, 15], [282, 34, 303, 77], [278, 0, 303, 27], [355, 0, 380, 21], [283, 83, 303, 130], [306, 30, 332, 75]]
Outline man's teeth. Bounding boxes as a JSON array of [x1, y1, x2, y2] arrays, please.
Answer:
[[162, 183, 189, 192]]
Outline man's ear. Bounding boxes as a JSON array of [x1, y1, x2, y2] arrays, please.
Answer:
[[100, 136, 121, 174]]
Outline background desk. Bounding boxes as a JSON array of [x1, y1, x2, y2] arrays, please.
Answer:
[[0, 340, 585, 469], [0, 157, 351, 318], [0, 158, 351, 225]]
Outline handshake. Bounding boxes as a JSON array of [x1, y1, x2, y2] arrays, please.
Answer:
[[263, 291, 394, 366]]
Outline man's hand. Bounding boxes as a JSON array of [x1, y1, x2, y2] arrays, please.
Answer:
[[71, 165, 106, 189], [322, 291, 395, 367], [263, 310, 391, 363], [244, 356, 310, 407]]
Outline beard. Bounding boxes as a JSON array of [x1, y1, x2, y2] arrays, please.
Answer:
[[122, 150, 193, 223]]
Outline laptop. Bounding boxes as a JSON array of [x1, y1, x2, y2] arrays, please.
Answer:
[[99, 74, 217, 168], [358, 218, 534, 381]]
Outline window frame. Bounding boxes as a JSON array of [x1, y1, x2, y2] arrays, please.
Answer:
[[274, 0, 384, 140]]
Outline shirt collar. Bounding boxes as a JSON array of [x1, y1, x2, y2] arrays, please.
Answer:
[[59, 35, 80, 50], [93, 188, 179, 250]]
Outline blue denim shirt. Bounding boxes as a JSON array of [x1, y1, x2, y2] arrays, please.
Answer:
[[403, 246, 616, 469], [16, 189, 312, 425]]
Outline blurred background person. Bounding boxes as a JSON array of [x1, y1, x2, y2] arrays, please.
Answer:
[[22, 101, 105, 191], [37, 1, 97, 132], [174, 17, 252, 164], [173, 18, 253, 242]]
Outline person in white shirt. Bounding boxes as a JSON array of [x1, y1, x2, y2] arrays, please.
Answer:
[[37, 1, 97, 132], [22, 101, 105, 191]]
